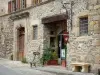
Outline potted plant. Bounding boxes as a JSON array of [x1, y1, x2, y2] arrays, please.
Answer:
[[40, 46, 53, 65], [47, 51, 58, 65], [40, 46, 58, 65]]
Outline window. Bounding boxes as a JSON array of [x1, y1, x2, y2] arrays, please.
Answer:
[[8, 0, 26, 13], [79, 17, 88, 35], [20, 0, 26, 9], [33, 26, 38, 40], [16, 0, 20, 10], [32, 0, 42, 5]]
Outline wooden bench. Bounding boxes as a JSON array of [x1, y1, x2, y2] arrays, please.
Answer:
[[71, 63, 90, 72]]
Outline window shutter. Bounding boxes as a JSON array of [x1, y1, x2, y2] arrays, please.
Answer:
[[14, 0, 16, 11], [12, 1, 16, 12], [33, 0, 35, 5], [8, 1, 11, 13], [16, 0, 18, 10], [20, 0, 22, 9], [10, 1, 12, 12], [38, 0, 41, 4], [18, 0, 20, 10], [33, 0, 41, 5], [24, 0, 26, 8]]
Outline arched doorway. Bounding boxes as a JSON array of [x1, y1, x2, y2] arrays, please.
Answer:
[[17, 27, 25, 61]]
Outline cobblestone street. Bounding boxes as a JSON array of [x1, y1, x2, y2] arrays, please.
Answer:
[[0, 58, 95, 75], [0, 59, 56, 75]]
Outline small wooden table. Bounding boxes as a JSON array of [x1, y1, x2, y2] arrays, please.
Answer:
[[30, 52, 40, 68], [71, 63, 90, 72]]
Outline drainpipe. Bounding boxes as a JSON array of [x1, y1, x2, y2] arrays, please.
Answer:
[[61, 0, 74, 67], [62, 1, 74, 31]]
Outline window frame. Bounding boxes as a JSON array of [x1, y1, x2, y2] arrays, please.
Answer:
[[21, 0, 26, 9], [79, 16, 88, 36], [33, 25, 38, 40]]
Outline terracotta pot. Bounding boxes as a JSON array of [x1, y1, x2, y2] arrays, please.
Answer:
[[47, 60, 58, 65]]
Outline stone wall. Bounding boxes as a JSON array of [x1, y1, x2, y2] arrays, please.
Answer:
[[0, 15, 14, 58], [0, 0, 9, 16], [67, 0, 100, 74]]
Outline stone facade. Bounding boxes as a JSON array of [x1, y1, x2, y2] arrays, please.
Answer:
[[67, 0, 100, 74], [0, 0, 100, 74], [0, 0, 9, 16]]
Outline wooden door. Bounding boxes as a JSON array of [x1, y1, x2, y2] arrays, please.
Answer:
[[18, 27, 25, 60]]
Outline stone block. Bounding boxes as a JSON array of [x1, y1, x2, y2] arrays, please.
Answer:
[[89, 21, 94, 30], [94, 24, 100, 30], [95, 55, 100, 64], [72, 27, 79, 37], [94, 5, 100, 10], [92, 16, 100, 20], [89, 6, 94, 10], [94, 30, 100, 34], [89, 0, 97, 5], [92, 39, 100, 46]]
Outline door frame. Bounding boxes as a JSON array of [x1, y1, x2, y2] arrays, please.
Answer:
[[17, 27, 25, 61]]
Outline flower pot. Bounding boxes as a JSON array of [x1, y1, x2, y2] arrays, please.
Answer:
[[47, 60, 58, 65]]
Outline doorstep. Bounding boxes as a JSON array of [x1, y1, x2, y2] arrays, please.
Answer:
[[35, 66, 95, 75]]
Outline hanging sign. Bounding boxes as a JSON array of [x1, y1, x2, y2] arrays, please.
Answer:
[[63, 31, 69, 43]]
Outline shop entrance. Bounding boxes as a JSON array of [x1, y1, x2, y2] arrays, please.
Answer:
[[58, 30, 68, 67], [44, 20, 68, 67]]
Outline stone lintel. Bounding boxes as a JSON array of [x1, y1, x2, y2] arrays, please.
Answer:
[[9, 12, 29, 21], [42, 13, 67, 24]]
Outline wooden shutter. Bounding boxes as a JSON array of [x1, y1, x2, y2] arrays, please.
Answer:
[[20, 0, 23, 9], [14, 0, 16, 11], [38, 0, 41, 4], [12, 1, 16, 12], [33, 0, 39, 5], [24, 0, 26, 8], [16, 0, 18, 10], [8, 1, 11, 13], [17, 0, 20, 10], [33, 0, 35, 5], [15, 0, 20, 10]]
